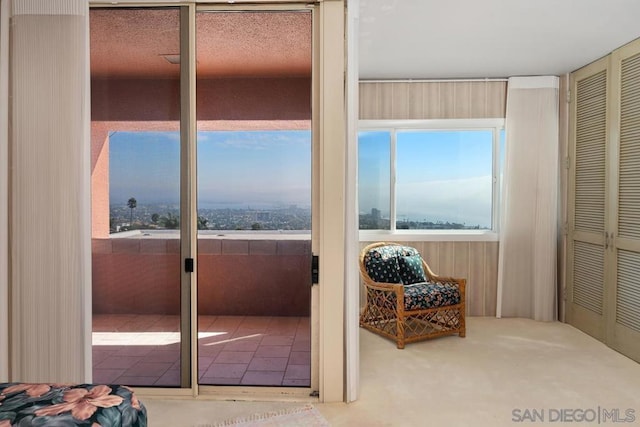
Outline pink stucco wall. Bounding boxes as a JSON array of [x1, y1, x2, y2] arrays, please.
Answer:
[[91, 77, 311, 122], [92, 238, 311, 316], [90, 77, 312, 238]]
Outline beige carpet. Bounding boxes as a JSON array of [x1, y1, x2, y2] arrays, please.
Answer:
[[200, 405, 329, 427], [143, 318, 640, 426]]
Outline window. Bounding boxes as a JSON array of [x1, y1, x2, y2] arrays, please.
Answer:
[[358, 119, 504, 234], [358, 131, 391, 230]]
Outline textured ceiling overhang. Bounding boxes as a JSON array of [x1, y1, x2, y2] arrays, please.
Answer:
[[90, 8, 312, 79]]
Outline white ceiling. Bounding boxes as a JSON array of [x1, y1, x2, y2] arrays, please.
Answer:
[[359, 0, 640, 79]]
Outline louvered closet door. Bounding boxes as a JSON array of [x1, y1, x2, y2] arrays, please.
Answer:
[[609, 44, 640, 363], [567, 58, 609, 341]]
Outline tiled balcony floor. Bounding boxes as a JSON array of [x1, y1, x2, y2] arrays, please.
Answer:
[[92, 314, 311, 387]]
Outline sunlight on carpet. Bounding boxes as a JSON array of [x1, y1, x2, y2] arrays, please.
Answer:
[[198, 404, 329, 427]]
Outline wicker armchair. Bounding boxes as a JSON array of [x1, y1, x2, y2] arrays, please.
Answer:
[[359, 242, 466, 349]]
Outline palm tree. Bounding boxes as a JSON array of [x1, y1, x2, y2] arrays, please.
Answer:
[[127, 197, 137, 227]]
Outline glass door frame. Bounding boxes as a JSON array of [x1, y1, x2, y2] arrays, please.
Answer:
[[88, 1, 319, 398], [180, 4, 197, 392], [189, 3, 318, 398]]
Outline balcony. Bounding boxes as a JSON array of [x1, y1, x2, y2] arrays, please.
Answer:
[[92, 232, 311, 387]]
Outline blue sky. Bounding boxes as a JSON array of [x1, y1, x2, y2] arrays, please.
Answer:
[[109, 131, 180, 204], [110, 129, 497, 227], [109, 130, 312, 209], [358, 131, 391, 217]]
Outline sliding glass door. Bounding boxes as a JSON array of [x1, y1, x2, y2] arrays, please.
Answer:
[[195, 9, 313, 387], [90, 7, 183, 387], [90, 5, 314, 391]]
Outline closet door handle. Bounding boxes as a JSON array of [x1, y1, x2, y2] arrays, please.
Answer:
[[604, 231, 609, 249]]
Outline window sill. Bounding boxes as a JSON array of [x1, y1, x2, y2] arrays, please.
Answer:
[[359, 230, 499, 242]]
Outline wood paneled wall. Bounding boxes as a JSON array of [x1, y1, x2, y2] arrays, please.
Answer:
[[359, 80, 507, 119], [357, 81, 504, 316], [359, 241, 499, 316]]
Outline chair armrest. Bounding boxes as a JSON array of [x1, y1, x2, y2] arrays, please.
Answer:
[[421, 260, 466, 294]]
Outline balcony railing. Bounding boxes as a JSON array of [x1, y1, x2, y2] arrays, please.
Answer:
[[92, 231, 311, 316]]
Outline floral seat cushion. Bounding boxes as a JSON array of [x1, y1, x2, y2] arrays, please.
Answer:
[[0, 383, 146, 427], [404, 282, 461, 310]]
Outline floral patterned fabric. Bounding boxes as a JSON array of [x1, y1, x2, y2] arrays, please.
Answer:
[[0, 383, 147, 427], [364, 245, 426, 285], [364, 244, 460, 310], [404, 282, 461, 310], [363, 245, 402, 283], [398, 254, 427, 284], [394, 245, 421, 258]]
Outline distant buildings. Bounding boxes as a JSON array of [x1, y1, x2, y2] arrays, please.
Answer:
[[113, 204, 486, 233], [110, 203, 311, 233], [359, 207, 486, 230]]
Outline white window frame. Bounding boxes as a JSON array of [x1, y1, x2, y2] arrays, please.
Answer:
[[358, 118, 504, 242]]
